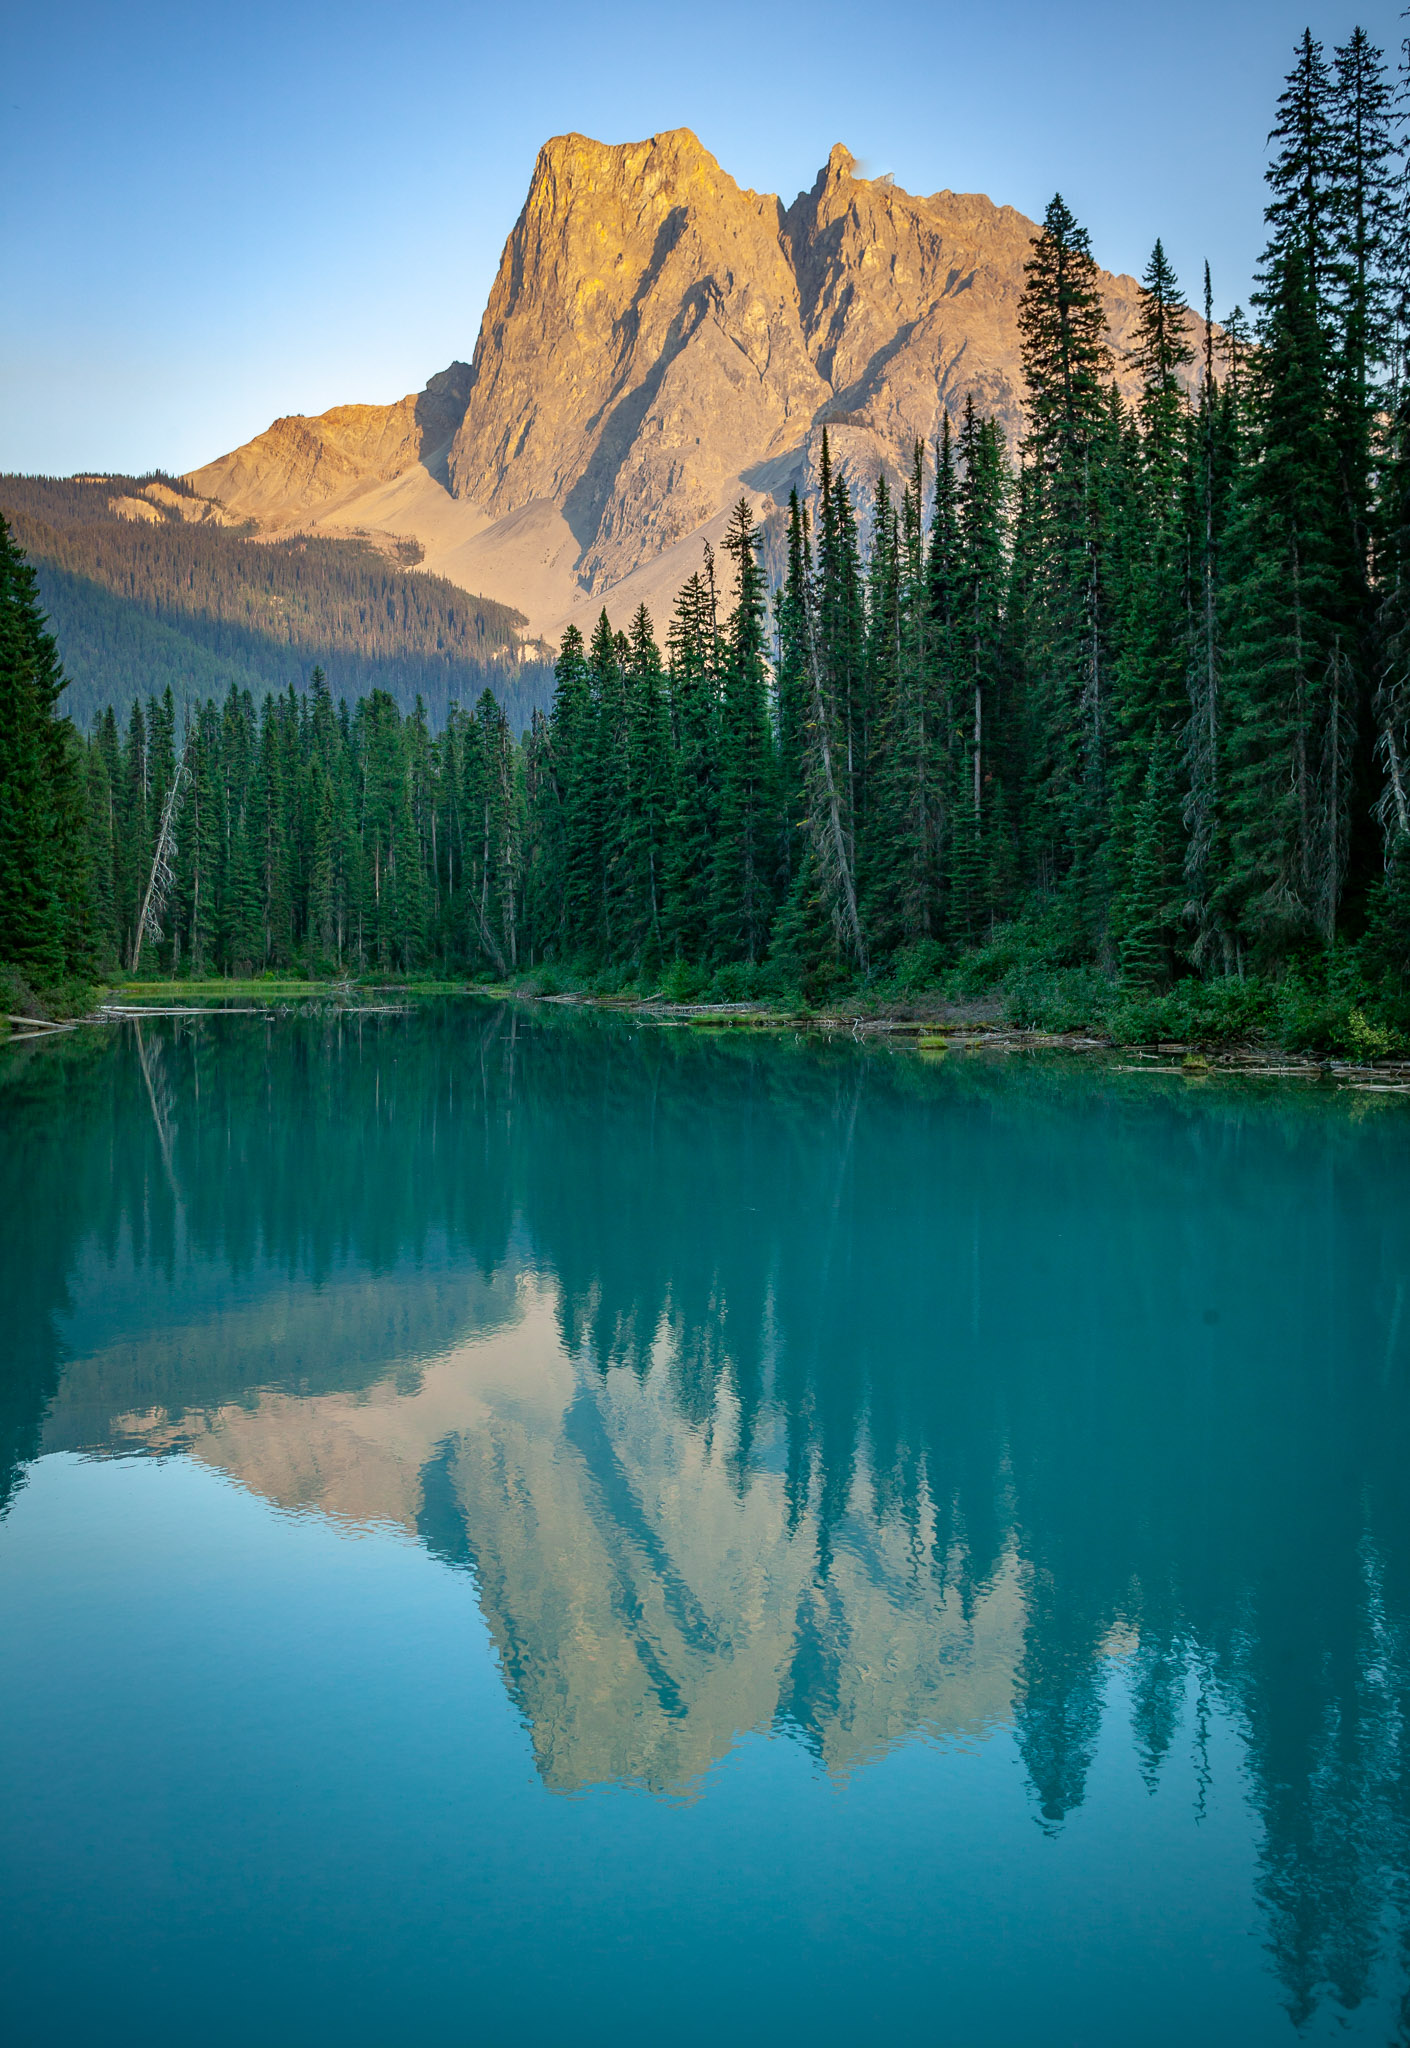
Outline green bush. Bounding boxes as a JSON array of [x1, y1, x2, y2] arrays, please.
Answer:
[[707, 960, 771, 1003], [658, 960, 709, 1004], [1002, 966, 1116, 1033], [888, 939, 946, 995], [0, 965, 40, 1019], [1107, 977, 1277, 1046]]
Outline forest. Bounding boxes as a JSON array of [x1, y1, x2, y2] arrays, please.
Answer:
[[0, 473, 554, 730], [5, 26, 1410, 1046]]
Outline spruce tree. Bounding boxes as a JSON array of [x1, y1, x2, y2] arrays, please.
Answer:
[[1014, 194, 1115, 929], [624, 605, 673, 968], [713, 500, 776, 963], [664, 567, 722, 963], [586, 610, 630, 960], [774, 491, 812, 893], [1116, 733, 1183, 989], [0, 518, 66, 981], [1223, 243, 1351, 953], [541, 624, 592, 959]]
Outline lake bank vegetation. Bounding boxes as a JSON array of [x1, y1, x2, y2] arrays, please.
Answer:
[[6, 29, 1410, 1055]]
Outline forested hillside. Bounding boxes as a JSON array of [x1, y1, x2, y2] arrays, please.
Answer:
[[7, 27, 1410, 1050], [0, 474, 555, 729]]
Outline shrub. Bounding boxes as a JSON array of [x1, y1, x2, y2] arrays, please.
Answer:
[[1003, 966, 1116, 1034], [888, 939, 946, 995], [1345, 1007, 1395, 1061], [657, 960, 709, 1004], [707, 960, 769, 1003]]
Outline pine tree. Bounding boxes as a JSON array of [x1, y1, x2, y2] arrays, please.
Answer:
[[664, 566, 722, 962], [1107, 245, 1195, 906], [1225, 233, 1358, 954], [254, 697, 293, 966], [1182, 267, 1241, 967], [866, 441, 942, 947], [713, 500, 776, 962], [84, 726, 119, 971], [955, 402, 1011, 845], [946, 746, 985, 945], [462, 687, 519, 973], [774, 491, 812, 893], [779, 468, 867, 978], [1017, 194, 1114, 469], [1116, 732, 1183, 988], [1264, 31, 1338, 312], [178, 711, 221, 975], [0, 518, 66, 980], [1328, 28, 1394, 573], [623, 605, 673, 968], [586, 610, 630, 960], [554, 625, 596, 958], [309, 767, 339, 965], [1014, 194, 1115, 929]]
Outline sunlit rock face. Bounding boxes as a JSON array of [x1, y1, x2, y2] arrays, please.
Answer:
[[187, 131, 1193, 638], [187, 363, 474, 527]]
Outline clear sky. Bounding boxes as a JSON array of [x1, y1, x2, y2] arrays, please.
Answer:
[[3, 0, 1404, 478]]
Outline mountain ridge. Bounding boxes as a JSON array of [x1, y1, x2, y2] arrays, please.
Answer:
[[189, 130, 1198, 640]]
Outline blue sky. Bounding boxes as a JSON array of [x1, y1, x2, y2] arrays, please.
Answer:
[[3, 0, 1405, 476]]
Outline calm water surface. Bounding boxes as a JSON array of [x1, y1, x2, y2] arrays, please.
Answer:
[[2, 1003, 1408, 2046]]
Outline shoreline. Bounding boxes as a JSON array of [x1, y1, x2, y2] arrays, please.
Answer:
[[6, 977, 1405, 1091]]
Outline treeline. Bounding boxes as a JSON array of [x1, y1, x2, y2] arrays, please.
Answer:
[[0, 475, 555, 730], [10, 28, 1410, 1016]]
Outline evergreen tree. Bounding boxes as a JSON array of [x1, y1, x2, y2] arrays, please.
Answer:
[[0, 518, 66, 980], [664, 565, 722, 961], [1014, 194, 1115, 927], [713, 500, 776, 963], [552, 625, 596, 958], [1116, 733, 1184, 988], [623, 605, 673, 968], [774, 491, 812, 893], [586, 610, 630, 959], [1224, 239, 1357, 953]]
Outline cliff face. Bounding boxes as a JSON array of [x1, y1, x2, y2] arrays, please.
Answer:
[[189, 131, 1190, 636], [781, 145, 1151, 503], [447, 130, 828, 592]]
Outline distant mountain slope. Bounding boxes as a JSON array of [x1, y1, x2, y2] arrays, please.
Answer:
[[1, 473, 555, 730], [188, 130, 1206, 640]]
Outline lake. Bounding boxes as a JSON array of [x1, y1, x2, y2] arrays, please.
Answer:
[[2, 1002, 1407, 2045]]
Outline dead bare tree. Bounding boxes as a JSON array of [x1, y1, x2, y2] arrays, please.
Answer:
[[130, 744, 190, 974]]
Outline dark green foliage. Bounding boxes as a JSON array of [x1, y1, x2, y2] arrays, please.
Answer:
[[1115, 734, 1184, 989], [713, 500, 776, 963], [0, 475, 553, 730], [0, 517, 89, 983]]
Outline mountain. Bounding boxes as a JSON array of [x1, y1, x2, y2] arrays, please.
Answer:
[[0, 471, 555, 729], [190, 130, 1195, 640]]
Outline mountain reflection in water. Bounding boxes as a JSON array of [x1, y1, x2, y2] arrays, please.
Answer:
[[4, 1001, 1410, 2031]]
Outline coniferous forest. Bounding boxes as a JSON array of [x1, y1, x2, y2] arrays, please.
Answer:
[[0, 473, 554, 730], [8, 28, 1410, 1044]]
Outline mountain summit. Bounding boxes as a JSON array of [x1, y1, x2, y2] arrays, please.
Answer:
[[189, 130, 1174, 638]]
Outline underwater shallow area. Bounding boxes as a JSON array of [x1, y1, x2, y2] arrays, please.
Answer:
[[1, 1003, 1407, 2046]]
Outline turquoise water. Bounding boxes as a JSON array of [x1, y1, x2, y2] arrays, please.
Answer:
[[2, 1004, 1408, 2046]]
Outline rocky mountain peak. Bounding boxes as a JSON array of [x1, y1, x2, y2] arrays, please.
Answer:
[[189, 130, 1196, 638]]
